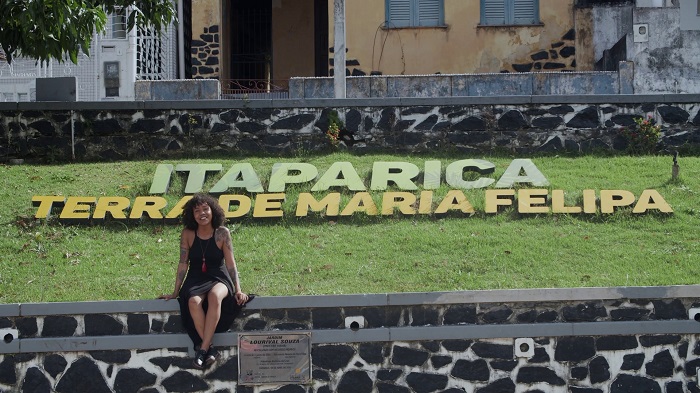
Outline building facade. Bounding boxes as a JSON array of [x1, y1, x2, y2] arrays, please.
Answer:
[[0, 11, 177, 102]]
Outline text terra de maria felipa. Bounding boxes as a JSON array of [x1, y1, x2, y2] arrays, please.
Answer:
[[32, 159, 673, 222]]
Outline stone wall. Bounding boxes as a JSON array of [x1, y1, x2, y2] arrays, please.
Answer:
[[190, 0, 221, 80], [1, 95, 699, 162], [191, 24, 221, 79], [1, 286, 700, 392], [505, 29, 577, 73]]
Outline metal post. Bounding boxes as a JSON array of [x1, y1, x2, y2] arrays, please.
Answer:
[[333, 0, 346, 98], [177, 0, 186, 79], [71, 110, 75, 161], [672, 151, 679, 180]]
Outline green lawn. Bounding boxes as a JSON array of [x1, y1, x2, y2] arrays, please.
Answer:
[[1, 153, 698, 303]]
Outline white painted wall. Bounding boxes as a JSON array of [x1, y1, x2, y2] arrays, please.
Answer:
[[591, 5, 633, 62], [630, 7, 700, 93], [679, 0, 700, 30]]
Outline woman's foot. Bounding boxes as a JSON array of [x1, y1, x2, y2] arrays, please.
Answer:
[[193, 348, 208, 369], [206, 346, 220, 367]]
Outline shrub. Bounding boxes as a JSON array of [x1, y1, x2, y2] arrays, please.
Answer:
[[620, 116, 662, 155], [326, 110, 343, 146]]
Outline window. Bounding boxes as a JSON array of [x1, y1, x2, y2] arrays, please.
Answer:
[[697, 0, 700, 15], [480, 0, 539, 26], [110, 8, 127, 39], [385, 0, 444, 28]]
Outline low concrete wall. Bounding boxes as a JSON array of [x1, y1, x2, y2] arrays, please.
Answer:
[[1, 286, 700, 392], [1, 94, 699, 162], [134, 80, 221, 101], [289, 71, 627, 99]]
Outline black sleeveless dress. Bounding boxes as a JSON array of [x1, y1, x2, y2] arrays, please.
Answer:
[[177, 231, 249, 347], [180, 232, 234, 298]]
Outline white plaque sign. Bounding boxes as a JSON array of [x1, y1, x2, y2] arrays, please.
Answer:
[[238, 333, 312, 385]]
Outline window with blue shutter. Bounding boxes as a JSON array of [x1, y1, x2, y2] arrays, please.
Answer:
[[480, 0, 539, 26], [386, 0, 444, 28]]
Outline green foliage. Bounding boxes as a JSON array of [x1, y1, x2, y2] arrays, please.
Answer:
[[326, 122, 340, 145], [0, 0, 175, 64], [621, 116, 662, 155], [0, 154, 698, 302], [325, 110, 344, 146]]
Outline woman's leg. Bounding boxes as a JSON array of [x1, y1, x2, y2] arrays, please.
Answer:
[[188, 294, 206, 343], [199, 283, 229, 351]]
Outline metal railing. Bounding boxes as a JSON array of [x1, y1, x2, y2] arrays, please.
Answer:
[[221, 79, 289, 99]]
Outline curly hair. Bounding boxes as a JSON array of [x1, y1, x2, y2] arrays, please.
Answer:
[[182, 194, 226, 230]]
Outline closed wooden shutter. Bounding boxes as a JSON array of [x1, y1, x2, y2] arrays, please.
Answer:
[[387, 0, 412, 27], [482, 0, 505, 25], [418, 0, 442, 27], [513, 0, 538, 25]]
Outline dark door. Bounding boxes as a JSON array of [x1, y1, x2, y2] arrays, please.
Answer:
[[230, 0, 272, 81], [314, 0, 329, 77]]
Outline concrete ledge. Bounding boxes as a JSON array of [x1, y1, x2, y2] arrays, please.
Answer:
[[664, 94, 700, 103], [10, 285, 700, 317], [3, 94, 700, 112], [17, 333, 192, 354], [0, 304, 20, 317], [396, 285, 700, 306], [20, 299, 180, 317], [9, 319, 700, 354]]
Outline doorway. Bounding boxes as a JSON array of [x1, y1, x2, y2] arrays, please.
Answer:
[[223, 0, 327, 97], [229, 0, 273, 82]]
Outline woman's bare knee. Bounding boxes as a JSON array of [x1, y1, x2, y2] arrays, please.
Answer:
[[188, 296, 203, 308], [207, 291, 224, 306]]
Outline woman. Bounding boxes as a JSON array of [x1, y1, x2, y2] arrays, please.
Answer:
[[160, 194, 251, 369]]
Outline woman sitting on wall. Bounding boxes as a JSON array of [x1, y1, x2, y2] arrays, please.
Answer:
[[159, 193, 252, 369]]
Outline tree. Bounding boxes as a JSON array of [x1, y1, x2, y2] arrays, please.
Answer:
[[0, 0, 176, 64]]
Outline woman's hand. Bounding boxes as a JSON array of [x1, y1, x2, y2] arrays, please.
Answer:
[[235, 291, 249, 305], [158, 293, 178, 300]]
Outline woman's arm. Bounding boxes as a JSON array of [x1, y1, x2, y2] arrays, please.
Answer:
[[218, 226, 248, 305], [159, 229, 191, 300]]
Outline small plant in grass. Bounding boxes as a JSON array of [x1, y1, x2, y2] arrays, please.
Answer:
[[621, 116, 662, 155]]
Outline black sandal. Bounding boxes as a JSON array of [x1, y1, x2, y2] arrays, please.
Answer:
[[206, 346, 220, 366], [193, 348, 208, 369]]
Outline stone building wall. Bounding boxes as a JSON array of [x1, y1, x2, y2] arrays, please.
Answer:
[[1, 286, 700, 392], [505, 29, 577, 73], [190, 0, 221, 79], [191, 24, 221, 79], [0, 96, 699, 163]]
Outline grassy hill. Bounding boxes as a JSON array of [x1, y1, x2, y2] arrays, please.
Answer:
[[1, 152, 698, 303]]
